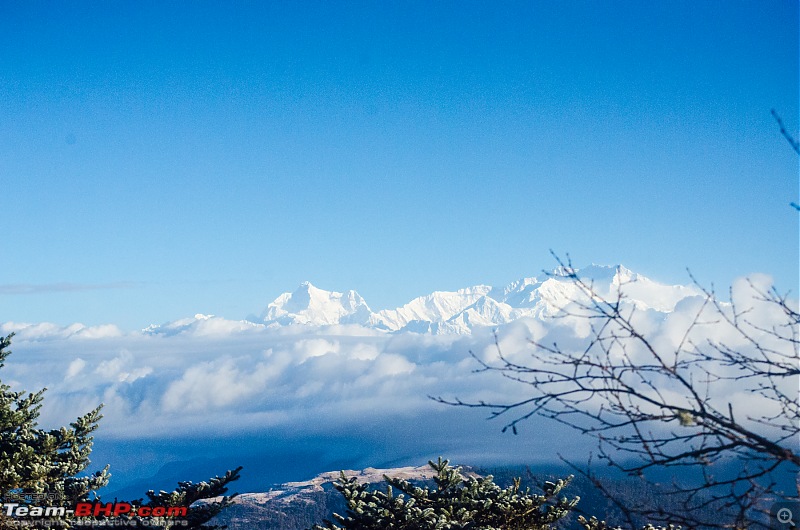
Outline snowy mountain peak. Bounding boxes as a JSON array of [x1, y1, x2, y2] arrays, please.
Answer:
[[145, 264, 701, 336], [250, 265, 699, 334], [371, 284, 493, 332], [261, 282, 372, 327]]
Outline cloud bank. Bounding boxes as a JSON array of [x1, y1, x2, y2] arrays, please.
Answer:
[[1, 270, 795, 492]]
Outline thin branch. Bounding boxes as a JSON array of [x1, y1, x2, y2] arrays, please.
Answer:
[[438, 253, 800, 529], [771, 109, 800, 155]]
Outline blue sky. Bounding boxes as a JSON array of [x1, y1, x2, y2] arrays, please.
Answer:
[[1, 1, 798, 330]]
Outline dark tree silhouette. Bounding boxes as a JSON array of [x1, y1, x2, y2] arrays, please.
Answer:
[[771, 109, 800, 156]]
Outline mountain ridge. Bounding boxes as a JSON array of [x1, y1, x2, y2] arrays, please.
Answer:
[[143, 264, 702, 336]]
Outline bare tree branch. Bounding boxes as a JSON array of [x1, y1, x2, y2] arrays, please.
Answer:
[[435, 253, 799, 529], [771, 109, 800, 155]]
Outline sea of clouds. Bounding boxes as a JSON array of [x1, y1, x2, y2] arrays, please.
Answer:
[[1, 273, 796, 493]]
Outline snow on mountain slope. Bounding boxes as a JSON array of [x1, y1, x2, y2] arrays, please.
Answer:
[[372, 285, 494, 331], [543, 264, 701, 314], [145, 265, 702, 336], [442, 296, 518, 335], [493, 276, 542, 307], [260, 282, 373, 327], [210, 464, 478, 507]]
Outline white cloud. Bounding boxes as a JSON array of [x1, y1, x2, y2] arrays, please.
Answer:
[[293, 338, 340, 361], [95, 351, 153, 383], [76, 324, 124, 339], [0, 322, 123, 341], [162, 360, 251, 412], [65, 358, 86, 379], [0, 274, 794, 490]]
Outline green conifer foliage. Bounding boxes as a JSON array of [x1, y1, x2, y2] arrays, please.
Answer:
[[0, 333, 110, 519], [0, 334, 240, 530], [135, 467, 243, 529], [313, 457, 579, 530]]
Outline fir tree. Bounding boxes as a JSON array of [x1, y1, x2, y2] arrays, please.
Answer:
[[128, 467, 243, 530], [0, 333, 109, 529], [313, 457, 579, 530]]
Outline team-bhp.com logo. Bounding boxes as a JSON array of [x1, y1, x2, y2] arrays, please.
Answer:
[[74, 502, 187, 518], [4, 502, 186, 518], [1, 498, 189, 527]]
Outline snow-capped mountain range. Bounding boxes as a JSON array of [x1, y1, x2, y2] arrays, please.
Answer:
[[144, 265, 701, 336]]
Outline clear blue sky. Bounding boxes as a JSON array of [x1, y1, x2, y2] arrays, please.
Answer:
[[1, 1, 798, 330]]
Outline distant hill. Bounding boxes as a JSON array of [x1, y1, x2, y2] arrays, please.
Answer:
[[207, 465, 442, 530], [204, 462, 716, 530]]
